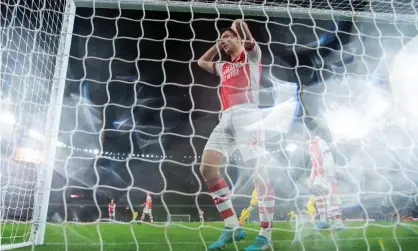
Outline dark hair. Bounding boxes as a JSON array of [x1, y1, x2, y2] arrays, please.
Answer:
[[221, 27, 238, 37]]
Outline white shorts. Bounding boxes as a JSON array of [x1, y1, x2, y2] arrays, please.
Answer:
[[204, 105, 265, 163], [313, 178, 332, 194], [331, 194, 342, 205], [143, 208, 152, 214], [109, 212, 115, 217]]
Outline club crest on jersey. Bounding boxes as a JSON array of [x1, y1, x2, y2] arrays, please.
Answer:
[[222, 62, 245, 81]]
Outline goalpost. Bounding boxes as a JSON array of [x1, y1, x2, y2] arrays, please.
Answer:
[[1, 0, 75, 250], [2, 0, 418, 250]]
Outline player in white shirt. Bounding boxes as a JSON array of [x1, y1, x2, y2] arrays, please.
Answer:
[[108, 199, 116, 221], [199, 208, 204, 223], [308, 136, 342, 229], [198, 19, 274, 251]]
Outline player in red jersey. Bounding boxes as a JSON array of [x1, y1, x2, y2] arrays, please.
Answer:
[[108, 199, 116, 221], [139, 192, 153, 223], [197, 19, 274, 251], [308, 136, 342, 229]]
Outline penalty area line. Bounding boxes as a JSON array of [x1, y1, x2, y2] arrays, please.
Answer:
[[44, 236, 418, 246]]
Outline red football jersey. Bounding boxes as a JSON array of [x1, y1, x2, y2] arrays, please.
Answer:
[[309, 138, 324, 179], [331, 183, 339, 195], [108, 202, 115, 213], [145, 194, 152, 209], [213, 41, 262, 110], [309, 137, 335, 183]]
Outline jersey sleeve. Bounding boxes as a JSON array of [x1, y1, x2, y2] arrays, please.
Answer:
[[212, 62, 224, 76], [245, 40, 261, 63]]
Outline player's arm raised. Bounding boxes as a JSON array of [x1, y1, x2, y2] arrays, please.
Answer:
[[232, 19, 261, 61], [232, 19, 253, 48], [197, 40, 222, 74]]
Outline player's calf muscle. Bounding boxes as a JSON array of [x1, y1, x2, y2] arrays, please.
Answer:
[[200, 150, 223, 181], [200, 163, 221, 182]]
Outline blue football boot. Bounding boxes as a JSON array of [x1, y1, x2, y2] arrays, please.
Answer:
[[244, 235, 272, 251], [208, 227, 246, 250], [316, 221, 331, 229]]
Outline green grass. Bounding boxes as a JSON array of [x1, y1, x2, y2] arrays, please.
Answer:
[[2, 221, 418, 250]]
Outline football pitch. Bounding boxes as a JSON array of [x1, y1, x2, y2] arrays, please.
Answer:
[[2, 221, 418, 251]]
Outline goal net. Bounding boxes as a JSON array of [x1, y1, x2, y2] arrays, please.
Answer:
[[2, 0, 418, 250], [170, 214, 191, 222]]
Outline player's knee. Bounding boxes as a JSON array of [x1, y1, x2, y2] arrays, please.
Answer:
[[245, 156, 265, 169], [252, 176, 271, 192], [247, 159, 268, 182], [252, 175, 265, 187], [200, 150, 223, 180], [200, 164, 220, 181]]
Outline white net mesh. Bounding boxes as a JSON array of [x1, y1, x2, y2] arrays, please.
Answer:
[[2, 0, 418, 250]]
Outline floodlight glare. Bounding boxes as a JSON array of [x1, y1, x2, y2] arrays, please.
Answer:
[[1, 111, 16, 125], [29, 129, 44, 141]]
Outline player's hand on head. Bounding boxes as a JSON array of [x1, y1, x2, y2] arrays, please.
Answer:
[[231, 19, 243, 32], [216, 39, 223, 51]]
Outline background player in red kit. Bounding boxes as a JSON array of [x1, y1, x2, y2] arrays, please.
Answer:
[[108, 199, 116, 221], [139, 192, 153, 223], [329, 182, 343, 228], [198, 19, 274, 251], [308, 136, 342, 229]]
